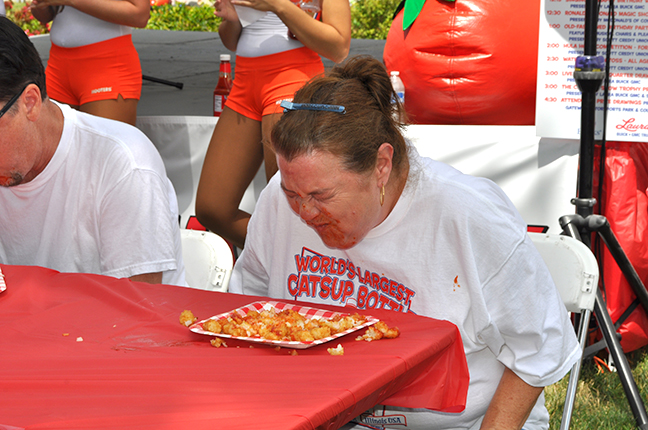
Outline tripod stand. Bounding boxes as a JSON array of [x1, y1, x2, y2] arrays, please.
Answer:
[[559, 0, 648, 428], [560, 207, 648, 430]]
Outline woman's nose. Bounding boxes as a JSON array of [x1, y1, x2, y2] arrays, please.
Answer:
[[298, 198, 319, 221]]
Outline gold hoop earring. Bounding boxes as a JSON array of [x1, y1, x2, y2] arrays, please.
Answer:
[[380, 185, 385, 206]]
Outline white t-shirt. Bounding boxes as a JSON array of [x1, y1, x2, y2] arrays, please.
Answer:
[[236, 12, 304, 58], [230, 147, 580, 430], [49, 6, 132, 48], [0, 103, 186, 287]]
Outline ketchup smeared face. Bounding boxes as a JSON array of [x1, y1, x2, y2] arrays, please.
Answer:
[[277, 151, 383, 250]]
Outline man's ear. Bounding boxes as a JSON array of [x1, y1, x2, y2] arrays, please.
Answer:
[[23, 83, 43, 120]]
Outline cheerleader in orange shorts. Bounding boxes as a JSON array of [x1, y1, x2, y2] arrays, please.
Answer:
[[195, 0, 351, 250], [30, 0, 150, 126]]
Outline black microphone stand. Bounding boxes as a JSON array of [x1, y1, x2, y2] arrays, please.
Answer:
[[142, 74, 184, 90], [559, 0, 648, 428]]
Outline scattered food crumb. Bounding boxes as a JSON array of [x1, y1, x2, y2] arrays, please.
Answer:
[[210, 338, 227, 348], [76, 337, 83, 342], [356, 321, 400, 341], [327, 344, 344, 356]]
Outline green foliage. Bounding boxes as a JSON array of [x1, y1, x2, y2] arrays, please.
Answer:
[[5, 1, 398, 40], [351, 0, 400, 40], [545, 346, 648, 429], [146, 4, 221, 32], [5, 2, 50, 35]]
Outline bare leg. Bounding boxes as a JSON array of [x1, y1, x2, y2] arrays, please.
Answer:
[[79, 95, 139, 126], [195, 107, 264, 249], [261, 112, 282, 181]]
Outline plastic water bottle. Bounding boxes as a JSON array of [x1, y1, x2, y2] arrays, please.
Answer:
[[213, 54, 233, 117], [390, 71, 405, 107], [288, 0, 321, 40]]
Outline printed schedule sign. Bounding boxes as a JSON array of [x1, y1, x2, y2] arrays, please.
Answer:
[[536, 0, 648, 142]]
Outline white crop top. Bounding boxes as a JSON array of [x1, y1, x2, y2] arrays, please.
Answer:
[[236, 12, 304, 58], [49, 6, 132, 48]]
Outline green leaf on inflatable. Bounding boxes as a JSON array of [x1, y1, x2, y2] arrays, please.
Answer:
[[403, 0, 455, 30], [403, 0, 425, 30]]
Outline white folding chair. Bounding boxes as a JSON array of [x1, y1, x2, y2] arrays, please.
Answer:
[[180, 229, 234, 292], [528, 232, 600, 430]]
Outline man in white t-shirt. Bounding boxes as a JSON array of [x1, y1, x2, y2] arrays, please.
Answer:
[[0, 17, 185, 286]]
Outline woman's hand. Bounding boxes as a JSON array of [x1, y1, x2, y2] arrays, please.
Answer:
[[29, 0, 64, 24], [30, 0, 150, 28], [214, 0, 239, 21]]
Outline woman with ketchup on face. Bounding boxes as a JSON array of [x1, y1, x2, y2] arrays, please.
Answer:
[[229, 56, 580, 430]]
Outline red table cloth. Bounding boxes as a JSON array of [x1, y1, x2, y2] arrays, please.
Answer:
[[0, 265, 468, 430]]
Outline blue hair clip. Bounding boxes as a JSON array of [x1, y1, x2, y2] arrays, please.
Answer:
[[280, 100, 346, 114]]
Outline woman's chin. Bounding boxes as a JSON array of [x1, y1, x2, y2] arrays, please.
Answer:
[[316, 230, 358, 250]]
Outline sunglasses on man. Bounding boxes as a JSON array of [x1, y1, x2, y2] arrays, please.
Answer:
[[0, 82, 35, 119]]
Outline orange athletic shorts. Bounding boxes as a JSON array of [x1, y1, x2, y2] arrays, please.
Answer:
[[46, 34, 142, 106], [226, 47, 324, 121]]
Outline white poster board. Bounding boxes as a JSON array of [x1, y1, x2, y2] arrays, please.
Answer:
[[536, 0, 648, 142]]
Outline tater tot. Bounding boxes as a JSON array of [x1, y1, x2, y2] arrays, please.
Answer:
[[203, 319, 222, 334], [310, 326, 331, 340], [179, 310, 197, 327], [292, 330, 315, 342]]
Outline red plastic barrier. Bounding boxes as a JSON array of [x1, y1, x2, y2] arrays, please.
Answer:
[[384, 0, 540, 125], [596, 142, 648, 352]]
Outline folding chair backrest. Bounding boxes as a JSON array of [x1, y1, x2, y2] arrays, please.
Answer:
[[528, 232, 600, 430], [528, 232, 599, 314], [180, 229, 233, 292]]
